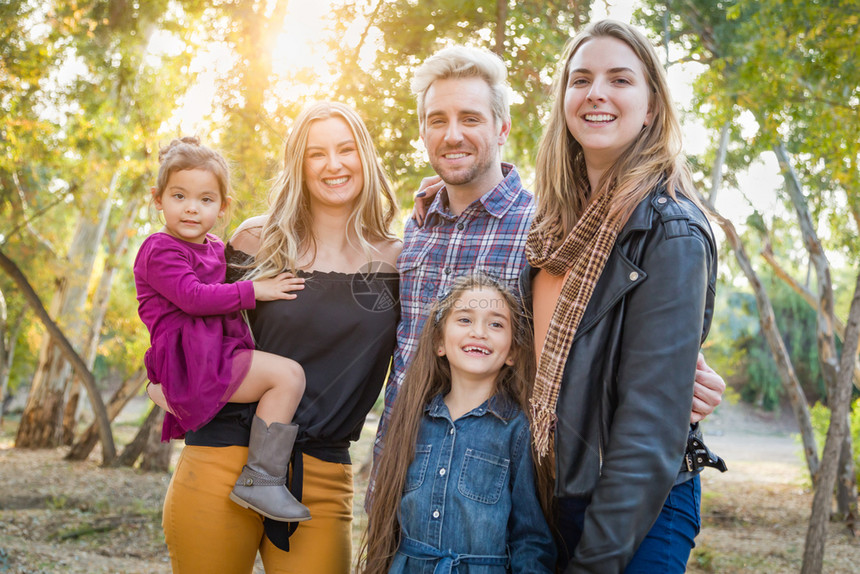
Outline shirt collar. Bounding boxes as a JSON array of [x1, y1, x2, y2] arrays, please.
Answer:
[[425, 391, 518, 423], [425, 163, 522, 223]]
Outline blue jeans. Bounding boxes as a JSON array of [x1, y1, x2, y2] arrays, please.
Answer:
[[557, 475, 701, 573]]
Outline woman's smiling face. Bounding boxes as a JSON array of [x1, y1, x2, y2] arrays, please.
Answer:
[[563, 36, 653, 170], [303, 116, 364, 211]]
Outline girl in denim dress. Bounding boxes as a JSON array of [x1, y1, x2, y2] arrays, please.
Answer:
[[360, 272, 556, 574]]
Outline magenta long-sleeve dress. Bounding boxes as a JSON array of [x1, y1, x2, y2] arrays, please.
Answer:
[[133, 232, 256, 441]]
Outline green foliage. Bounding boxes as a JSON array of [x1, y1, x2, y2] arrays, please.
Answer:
[[636, 0, 860, 420], [710, 277, 825, 410], [324, 0, 589, 199], [0, 0, 209, 396], [637, 0, 860, 260], [809, 399, 860, 483], [2, 1, 604, 403], [197, 0, 298, 224], [46, 494, 69, 510], [99, 264, 149, 378]]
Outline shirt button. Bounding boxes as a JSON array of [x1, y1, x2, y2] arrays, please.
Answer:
[[444, 267, 451, 274], [449, 428, 454, 435], [439, 468, 446, 476], [432, 510, 440, 519], [456, 223, 465, 230], [629, 271, 639, 281], [657, 197, 668, 204]]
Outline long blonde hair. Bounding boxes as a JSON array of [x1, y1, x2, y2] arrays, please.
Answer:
[[245, 101, 398, 278], [533, 20, 695, 244], [357, 272, 548, 574]]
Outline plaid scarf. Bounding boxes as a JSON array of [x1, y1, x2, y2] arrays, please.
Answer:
[[525, 190, 619, 459]]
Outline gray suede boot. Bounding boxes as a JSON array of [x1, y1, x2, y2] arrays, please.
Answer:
[[229, 415, 311, 522]]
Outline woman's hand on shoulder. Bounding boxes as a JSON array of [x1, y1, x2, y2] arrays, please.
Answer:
[[229, 215, 266, 256], [412, 175, 444, 226]]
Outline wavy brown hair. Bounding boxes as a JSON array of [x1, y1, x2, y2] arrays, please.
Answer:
[[533, 20, 699, 245], [357, 272, 552, 574], [243, 101, 398, 279]]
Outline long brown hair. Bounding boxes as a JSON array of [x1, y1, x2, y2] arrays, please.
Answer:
[[533, 20, 698, 246], [244, 101, 398, 279], [357, 272, 549, 574]]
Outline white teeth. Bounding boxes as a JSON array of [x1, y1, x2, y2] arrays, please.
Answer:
[[324, 176, 349, 185], [585, 114, 615, 122], [463, 346, 490, 355], [445, 153, 468, 159]]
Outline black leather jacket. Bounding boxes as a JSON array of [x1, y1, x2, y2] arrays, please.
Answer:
[[521, 188, 717, 573]]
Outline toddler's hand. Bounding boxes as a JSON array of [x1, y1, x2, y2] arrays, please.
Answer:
[[253, 273, 305, 301]]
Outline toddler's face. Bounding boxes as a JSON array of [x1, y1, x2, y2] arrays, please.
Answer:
[[154, 168, 225, 244]]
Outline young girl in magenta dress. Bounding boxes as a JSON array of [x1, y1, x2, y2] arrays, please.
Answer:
[[134, 137, 309, 523], [359, 272, 556, 574]]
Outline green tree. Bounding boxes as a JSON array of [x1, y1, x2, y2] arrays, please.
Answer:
[[636, 1, 860, 568], [725, 275, 826, 410], [1, 0, 200, 460], [323, 0, 591, 197]]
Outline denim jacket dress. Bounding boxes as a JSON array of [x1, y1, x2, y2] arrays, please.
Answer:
[[389, 393, 556, 574]]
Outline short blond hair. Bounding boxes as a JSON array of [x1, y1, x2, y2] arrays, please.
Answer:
[[412, 46, 510, 128]]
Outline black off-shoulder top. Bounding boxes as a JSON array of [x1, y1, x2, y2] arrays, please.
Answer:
[[184, 246, 399, 465]]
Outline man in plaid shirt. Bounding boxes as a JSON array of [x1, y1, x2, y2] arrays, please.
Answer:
[[371, 45, 534, 483]]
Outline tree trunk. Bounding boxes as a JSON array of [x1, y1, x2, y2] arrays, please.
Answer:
[[761, 245, 860, 390], [61, 380, 80, 446], [18, 195, 113, 449], [116, 405, 170, 472], [63, 193, 138, 444], [704, 204, 820, 480], [66, 370, 146, 461], [774, 141, 858, 522], [700, 130, 820, 480], [140, 410, 171, 472], [0, 248, 115, 463], [494, 0, 508, 55], [0, 288, 7, 401], [801, 270, 860, 573], [0, 309, 24, 427], [774, 142, 839, 384], [836, 434, 858, 532], [708, 121, 731, 206]]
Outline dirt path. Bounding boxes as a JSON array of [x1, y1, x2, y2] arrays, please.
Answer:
[[690, 400, 858, 573], [0, 399, 857, 573]]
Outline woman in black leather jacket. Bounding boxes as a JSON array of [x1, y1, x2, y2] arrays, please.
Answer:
[[525, 20, 719, 573]]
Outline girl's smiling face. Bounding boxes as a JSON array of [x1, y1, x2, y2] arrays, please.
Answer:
[[563, 36, 653, 170], [438, 288, 515, 386]]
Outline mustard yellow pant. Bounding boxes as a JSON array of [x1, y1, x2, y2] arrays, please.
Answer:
[[163, 445, 354, 573]]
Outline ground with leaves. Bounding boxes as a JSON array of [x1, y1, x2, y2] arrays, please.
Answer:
[[0, 399, 857, 573]]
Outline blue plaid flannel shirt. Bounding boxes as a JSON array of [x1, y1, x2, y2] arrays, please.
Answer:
[[369, 163, 534, 499]]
